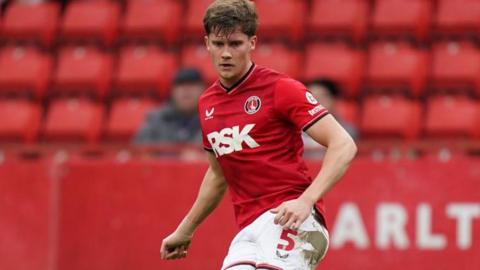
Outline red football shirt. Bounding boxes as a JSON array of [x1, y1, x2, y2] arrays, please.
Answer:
[[198, 64, 329, 229]]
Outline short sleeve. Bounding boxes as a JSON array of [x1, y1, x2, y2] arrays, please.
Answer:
[[274, 78, 329, 131], [198, 99, 214, 152]]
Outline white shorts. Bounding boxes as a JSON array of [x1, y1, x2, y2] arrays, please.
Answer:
[[221, 210, 329, 270]]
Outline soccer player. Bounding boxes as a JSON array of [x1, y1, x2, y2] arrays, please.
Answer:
[[160, 0, 357, 269]]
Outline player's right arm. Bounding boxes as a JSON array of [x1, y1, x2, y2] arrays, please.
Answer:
[[160, 152, 227, 260]]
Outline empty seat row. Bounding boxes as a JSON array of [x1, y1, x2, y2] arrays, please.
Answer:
[[0, 95, 478, 144], [0, 98, 156, 144], [1, 0, 480, 47], [2, 41, 479, 99]]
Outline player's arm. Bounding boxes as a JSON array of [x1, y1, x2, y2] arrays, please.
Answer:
[[160, 152, 227, 260], [272, 114, 357, 229]]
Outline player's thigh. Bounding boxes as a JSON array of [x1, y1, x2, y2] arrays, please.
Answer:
[[222, 226, 257, 270], [256, 211, 329, 270]]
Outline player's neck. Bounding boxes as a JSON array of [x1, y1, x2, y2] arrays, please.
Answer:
[[219, 61, 253, 89]]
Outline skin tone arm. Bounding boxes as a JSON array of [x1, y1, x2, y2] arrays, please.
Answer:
[[160, 152, 227, 260], [271, 114, 357, 230]]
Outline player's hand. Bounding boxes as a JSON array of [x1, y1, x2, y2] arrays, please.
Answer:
[[160, 230, 193, 260], [270, 197, 313, 231]]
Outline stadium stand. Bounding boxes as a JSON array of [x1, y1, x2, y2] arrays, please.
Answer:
[[371, 0, 432, 42], [254, 0, 307, 43], [0, 46, 52, 99], [122, 0, 182, 45], [360, 95, 422, 139], [434, 0, 480, 40], [309, 0, 369, 43], [1, 2, 60, 47], [425, 95, 480, 138], [335, 99, 359, 128], [304, 43, 365, 97], [366, 42, 428, 97], [0, 99, 42, 143], [53, 46, 114, 99], [43, 98, 105, 144], [105, 97, 157, 142], [184, 0, 212, 40], [430, 41, 480, 95], [61, 1, 120, 47], [251, 43, 302, 80], [115, 45, 177, 99], [181, 43, 217, 84]]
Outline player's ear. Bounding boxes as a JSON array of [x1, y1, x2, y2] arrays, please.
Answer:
[[204, 36, 210, 51], [250, 35, 257, 50]]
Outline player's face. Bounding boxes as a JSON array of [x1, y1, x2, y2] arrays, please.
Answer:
[[205, 29, 256, 87]]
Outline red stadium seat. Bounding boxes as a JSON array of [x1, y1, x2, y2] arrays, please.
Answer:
[[434, 0, 480, 39], [255, 0, 306, 43], [184, 0, 211, 40], [43, 98, 105, 143], [304, 43, 365, 97], [181, 44, 217, 84], [115, 45, 178, 99], [54, 46, 113, 99], [252, 43, 302, 79], [61, 1, 120, 46], [0, 99, 42, 143], [309, 0, 368, 43], [122, 1, 182, 45], [371, 0, 432, 42], [1, 2, 60, 47], [335, 99, 359, 128], [430, 41, 480, 95], [366, 42, 428, 97], [106, 97, 157, 141], [425, 95, 480, 138], [360, 95, 422, 139], [0, 46, 52, 99]]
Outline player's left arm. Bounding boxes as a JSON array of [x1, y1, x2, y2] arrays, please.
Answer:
[[272, 114, 357, 230]]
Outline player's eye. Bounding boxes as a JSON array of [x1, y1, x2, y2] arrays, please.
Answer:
[[212, 41, 223, 47], [230, 41, 242, 47]]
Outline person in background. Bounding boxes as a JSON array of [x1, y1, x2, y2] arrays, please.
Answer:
[[134, 68, 205, 150], [303, 79, 358, 151]]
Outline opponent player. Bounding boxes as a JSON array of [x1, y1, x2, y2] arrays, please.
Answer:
[[160, 0, 357, 269]]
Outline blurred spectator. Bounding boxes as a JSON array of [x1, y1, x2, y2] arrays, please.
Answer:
[[134, 68, 205, 147], [303, 78, 358, 152]]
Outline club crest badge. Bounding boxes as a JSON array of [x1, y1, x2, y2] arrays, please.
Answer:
[[306, 92, 319, 105], [244, 96, 261, 114]]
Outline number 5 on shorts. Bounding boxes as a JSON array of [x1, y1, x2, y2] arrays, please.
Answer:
[[277, 229, 298, 251]]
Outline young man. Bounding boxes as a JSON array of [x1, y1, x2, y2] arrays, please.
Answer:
[[160, 1, 357, 269]]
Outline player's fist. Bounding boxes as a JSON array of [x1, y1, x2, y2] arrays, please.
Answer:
[[160, 231, 193, 260], [270, 198, 313, 230]]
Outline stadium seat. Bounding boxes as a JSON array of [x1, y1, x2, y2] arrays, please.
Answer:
[[434, 0, 480, 39], [1, 2, 60, 47], [335, 99, 359, 128], [425, 95, 480, 138], [309, 0, 368, 43], [0, 99, 42, 143], [254, 0, 307, 43], [0, 46, 52, 99], [360, 95, 422, 139], [366, 42, 428, 97], [430, 41, 480, 95], [115, 45, 178, 99], [181, 44, 217, 84], [371, 0, 432, 42], [304, 43, 365, 97], [61, 1, 120, 46], [184, 0, 211, 40], [122, 0, 182, 45], [252, 43, 302, 79], [105, 97, 157, 141], [54, 46, 114, 99], [43, 98, 105, 143]]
